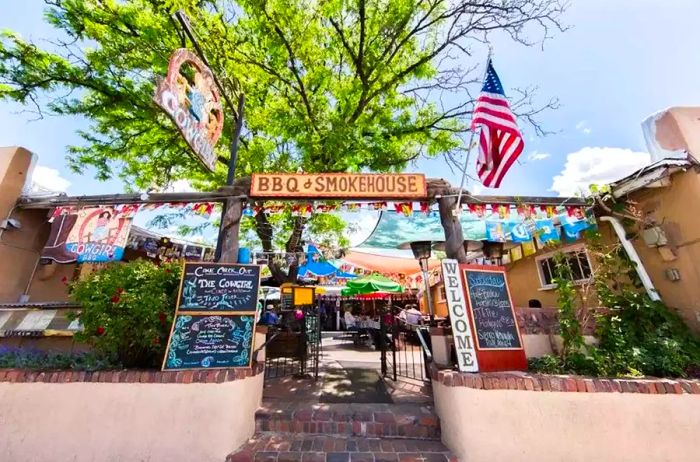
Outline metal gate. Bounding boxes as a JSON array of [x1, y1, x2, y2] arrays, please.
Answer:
[[380, 305, 432, 383], [262, 305, 321, 380]]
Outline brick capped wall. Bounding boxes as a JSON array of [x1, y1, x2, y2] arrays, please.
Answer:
[[0, 362, 264, 384], [432, 366, 700, 395]]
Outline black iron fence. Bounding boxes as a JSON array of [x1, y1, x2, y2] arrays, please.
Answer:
[[263, 306, 320, 380], [381, 308, 432, 383]]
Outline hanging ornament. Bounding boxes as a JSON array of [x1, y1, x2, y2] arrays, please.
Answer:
[[540, 205, 556, 218], [517, 204, 536, 219], [420, 202, 430, 215], [468, 203, 486, 217], [566, 206, 585, 220], [494, 204, 510, 219], [394, 202, 413, 217], [243, 204, 254, 217]]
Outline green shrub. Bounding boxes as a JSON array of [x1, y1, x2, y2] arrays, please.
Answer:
[[0, 347, 115, 371], [68, 259, 182, 368], [531, 230, 700, 378]]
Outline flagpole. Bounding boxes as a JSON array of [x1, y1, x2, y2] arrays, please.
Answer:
[[454, 131, 476, 215], [454, 50, 492, 215]]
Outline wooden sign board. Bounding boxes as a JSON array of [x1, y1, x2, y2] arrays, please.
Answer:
[[153, 49, 224, 172], [178, 262, 261, 312], [250, 173, 427, 199], [162, 262, 261, 371], [461, 264, 526, 372]]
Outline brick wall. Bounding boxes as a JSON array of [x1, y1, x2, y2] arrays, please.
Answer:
[[432, 365, 700, 395], [0, 362, 264, 384]]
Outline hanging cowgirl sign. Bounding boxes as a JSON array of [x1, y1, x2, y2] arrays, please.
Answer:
[[154, 48, 224, 172]]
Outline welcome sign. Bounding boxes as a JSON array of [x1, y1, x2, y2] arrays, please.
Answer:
[[442, 259, 479, 372], [250, 173, 427, 199]]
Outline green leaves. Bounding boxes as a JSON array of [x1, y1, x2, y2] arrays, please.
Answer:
[[69, 260, 182, 368], [0, 0, 566, 187], [537, 231, 700, 378], [1, 0, 566, 277]]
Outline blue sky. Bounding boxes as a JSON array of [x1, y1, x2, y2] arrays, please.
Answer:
[[2, 0, 700, 245]]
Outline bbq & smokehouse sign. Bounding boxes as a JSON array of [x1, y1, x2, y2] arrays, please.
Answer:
[[250, 173, 427, 199]]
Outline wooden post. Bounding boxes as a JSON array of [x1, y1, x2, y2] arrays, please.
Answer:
[[218, 199, 243, 263], [214, 178, 250, 264], [438, 191, 467, 263]]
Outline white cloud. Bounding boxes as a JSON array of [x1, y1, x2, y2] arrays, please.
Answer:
[[29, 165, 71, 193], [166, 179, 196, 193], [527, 151, 551, 161], [575, 120, 592, 135], [470, 183, 484, 195], [550, 147, 651, 196]]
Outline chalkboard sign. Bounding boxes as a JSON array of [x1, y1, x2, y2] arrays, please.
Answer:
[[178, 262, 261, 312], [162, 314, 255, 370], [463, 268, 522, 350]]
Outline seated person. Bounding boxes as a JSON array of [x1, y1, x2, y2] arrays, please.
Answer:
[[260, 305, 279, 325], [344, 310, 357, 330], [400, 305, 422, 325]]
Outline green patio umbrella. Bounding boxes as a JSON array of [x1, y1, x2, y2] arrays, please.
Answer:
[[341, 273, 404, 296]]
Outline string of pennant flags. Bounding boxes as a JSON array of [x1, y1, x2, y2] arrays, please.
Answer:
[[49, 200, 591, 223], [50, 202, 220, 220], [246, 201, 589, 220]]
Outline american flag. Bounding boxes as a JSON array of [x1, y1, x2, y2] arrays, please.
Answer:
[[470, 59, 524, 188]]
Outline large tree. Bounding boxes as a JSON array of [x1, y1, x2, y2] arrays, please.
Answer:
[[0, 0, 567, 282]]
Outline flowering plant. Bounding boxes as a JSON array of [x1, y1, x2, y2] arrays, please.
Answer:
[[68, 259, 182, 368]]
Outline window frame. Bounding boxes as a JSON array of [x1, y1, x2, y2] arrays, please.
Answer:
[[535, 244, 593, 290]]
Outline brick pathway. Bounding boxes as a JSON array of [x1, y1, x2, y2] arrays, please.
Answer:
[[255, 402, 441, 439], [226, 433, 456, 462], [229, 339, 456, 461]]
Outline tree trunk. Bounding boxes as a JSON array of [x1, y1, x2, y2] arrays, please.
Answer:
[[218, 199, 243, 263], [438, 192, 467, 263], [254, 210, 307, 285]]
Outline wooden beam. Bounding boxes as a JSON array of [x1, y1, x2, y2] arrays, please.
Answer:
[[16, 174, 586, 209], [16, 177, 252, 209], [465, 195, 588, 207], [16, 191, 245, 209]]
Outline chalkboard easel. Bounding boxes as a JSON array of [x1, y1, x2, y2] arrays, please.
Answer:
[[461, 264, 527, 372], [161, 262, 261, 371]]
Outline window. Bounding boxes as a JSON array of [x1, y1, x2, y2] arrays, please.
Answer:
[[536, 247, 592, 289], [436, 285, 447, 302]]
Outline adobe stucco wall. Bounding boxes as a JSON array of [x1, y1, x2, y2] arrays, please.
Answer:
[[0, 368, 264, 462], [625, 168, 700, 333], [433, 375, 700, 462], [0, 146, 73, 303], [506, 252, 558, 307]]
